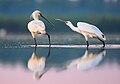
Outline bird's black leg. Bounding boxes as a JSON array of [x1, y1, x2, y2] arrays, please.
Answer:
[[34, 38, 37, 47], [98, 38, 105, 48], [46, 33, 51, 58], [84, 35, 89, 49], [102, 41, 105, 47], [46, 33, 51, 47], [48, 44, 51, 56], [86, 41, 89, 49]]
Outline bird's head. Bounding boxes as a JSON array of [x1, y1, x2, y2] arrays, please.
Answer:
[[56, 19, 72, 26], [30, 10, 54, 26], [31, 10, 41, 20]]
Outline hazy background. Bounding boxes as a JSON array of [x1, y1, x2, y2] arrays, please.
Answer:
[[0, 1, 120, 84], [0, 0, 120, 35]]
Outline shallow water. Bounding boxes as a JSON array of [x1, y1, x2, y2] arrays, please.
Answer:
[[0, 34, 120, 84]]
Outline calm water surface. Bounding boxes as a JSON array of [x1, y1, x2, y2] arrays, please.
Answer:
[[0, 34, 120, 84]]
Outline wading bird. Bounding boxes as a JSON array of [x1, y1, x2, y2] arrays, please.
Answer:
[[56, 19, 106, 48], [28, 10, 53, 46]]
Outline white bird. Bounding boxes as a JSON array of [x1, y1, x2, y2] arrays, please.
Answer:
[[28, 10, 52, 46], [56, 19, 106, 48], [66, 49, 106, 70]]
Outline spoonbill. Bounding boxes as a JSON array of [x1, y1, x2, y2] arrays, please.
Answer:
[[28, 10, 52, 46], [56, 19, 106, 48]]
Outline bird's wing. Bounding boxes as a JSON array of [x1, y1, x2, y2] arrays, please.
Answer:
[[28, 20, 45, 33], [36, 20, 46, 30], [77, 22, 105, 39]]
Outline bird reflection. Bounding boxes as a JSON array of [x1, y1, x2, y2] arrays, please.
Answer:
[[66, 49, 106, 71], [27, 46, 50, 80]]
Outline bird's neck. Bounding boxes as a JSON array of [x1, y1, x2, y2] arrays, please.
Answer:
[[33, 15, 39, 20], [68, 23, 79, 32]]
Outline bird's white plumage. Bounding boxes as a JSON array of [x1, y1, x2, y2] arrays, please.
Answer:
[[27, 10, 47, 39], [77, 22, 105, 40], [56, 19, 106, 47], [28, 19, 46, 38], [27, 10, 51, 46]]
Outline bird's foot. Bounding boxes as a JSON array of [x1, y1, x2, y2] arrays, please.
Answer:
[[87, 45, 89, 49], [87, 45, 89, 50], [102, 44, 105, 49], [102, 41, 105, 48], [35, 44, 37, 47], [86, 41, 89, 49]]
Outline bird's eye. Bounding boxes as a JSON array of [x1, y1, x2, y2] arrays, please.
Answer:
[[65, 21, 68, 23]]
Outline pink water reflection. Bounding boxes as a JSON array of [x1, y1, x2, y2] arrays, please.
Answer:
[[0, 64, 120, 84]]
